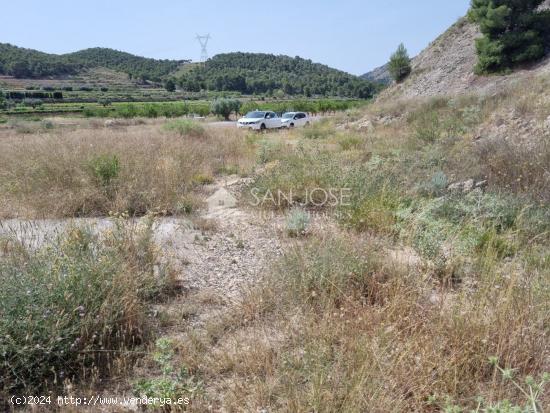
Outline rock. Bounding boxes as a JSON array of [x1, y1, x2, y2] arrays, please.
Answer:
[[463, 179, 474, 192], [448, 179, 478, 193], [447, 182, 464, 192], [357, 120, 374, 131], [475, 180, 488, 189]]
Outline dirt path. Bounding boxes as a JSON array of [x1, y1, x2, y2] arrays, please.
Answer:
[[170, 175, 283, 302]]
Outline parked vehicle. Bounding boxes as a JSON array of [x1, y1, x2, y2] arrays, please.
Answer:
[[281, 112, 310, 128], [237, 111, 282, 130]]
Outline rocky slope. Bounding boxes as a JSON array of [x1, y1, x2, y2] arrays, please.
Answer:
[[361, 63, 391, 85], [380, 8, 550, 100]]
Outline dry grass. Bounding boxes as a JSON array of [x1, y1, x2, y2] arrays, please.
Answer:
[[0, 121, 256, 218], [477, 134, 550, 202], [175, 233, 549, 412]]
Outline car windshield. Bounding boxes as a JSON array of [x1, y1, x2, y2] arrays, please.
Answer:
[[245, 111, 266, 119], [282, 113, 295, 119]]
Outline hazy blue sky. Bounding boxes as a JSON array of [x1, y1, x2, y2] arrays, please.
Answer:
[[1, 0, 471, 75]]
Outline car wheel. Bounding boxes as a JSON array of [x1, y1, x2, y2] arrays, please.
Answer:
[[305, 121, 310, 127], [260, 123, 266, 131], [289, 123, 294, 128]]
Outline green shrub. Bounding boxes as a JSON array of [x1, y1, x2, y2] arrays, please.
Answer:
[[285, 208, 311, 237], [98, 98, 112, 107], [341, 183, 403, 235], [418, 171, 448, 197], [413, 110, 441, 143], [338, 134, 363, 151], [163, 119, 205, 138], [133, 338, 200, 406], [395, 191, 549, 262], [164, 78, 176, 92], [88, 154, 120, 186], [251, 149, 348, 209], [0, 218, 171, 396], [116, 103, 138, 118]]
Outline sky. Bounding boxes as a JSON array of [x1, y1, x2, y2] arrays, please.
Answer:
[[0, 0, 471, 76]]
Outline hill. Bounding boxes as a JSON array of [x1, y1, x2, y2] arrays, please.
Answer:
[[0, 43, 79, 78], [380, 2, 550, 101], [64, 48, 186, 81], [178, 52, 381, 98], [0, 43, 187, 81]]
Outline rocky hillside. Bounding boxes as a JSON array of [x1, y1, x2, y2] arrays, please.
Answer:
[[360, 63, 391, 85], [355, 4, 550, 155], [380, 4, 550, 100]]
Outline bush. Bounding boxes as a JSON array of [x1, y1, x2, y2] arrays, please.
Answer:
[[338, 133, 363, 151], [0, 218, 171, 397], [164, 78, 176, 92], [413, 110, 441, 143], [285, 208, 310, 237], [388, 43, 412, 82], [163, 119, 206, 138], [251, 149, 349, 210], [342, 182, 403, 235], [88, 154, 120, 186], [98, 98, 112, 107]]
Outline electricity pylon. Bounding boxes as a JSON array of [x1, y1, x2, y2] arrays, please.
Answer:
[[195, 34, 211, 62]]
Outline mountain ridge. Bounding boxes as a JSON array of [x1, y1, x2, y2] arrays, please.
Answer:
[[0, 43, 381, 97]]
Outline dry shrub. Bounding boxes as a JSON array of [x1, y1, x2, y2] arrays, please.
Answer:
[[0, 123, 255, 218]]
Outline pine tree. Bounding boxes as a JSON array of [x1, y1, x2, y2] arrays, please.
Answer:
[[388, 43, 412, 83], [468, 0, 550, 73]]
